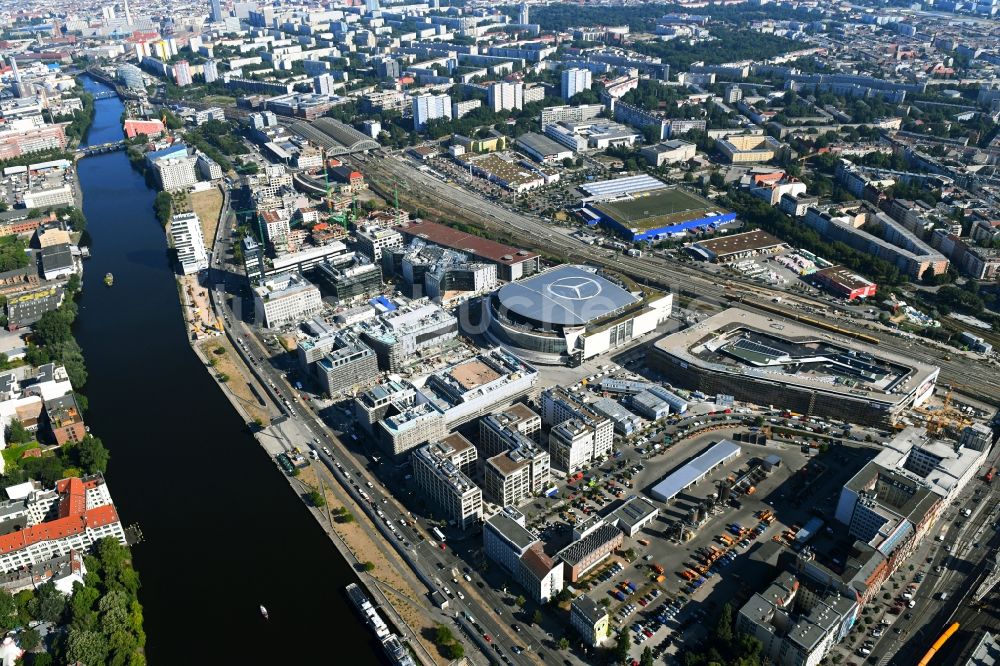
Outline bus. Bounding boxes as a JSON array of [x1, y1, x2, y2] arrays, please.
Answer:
[[432, 527, 446, 542]]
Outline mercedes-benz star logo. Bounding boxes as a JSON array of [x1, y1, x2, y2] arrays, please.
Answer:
[[547, 277, 602, 300]]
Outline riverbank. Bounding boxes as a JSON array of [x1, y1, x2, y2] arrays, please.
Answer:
[[179, 195, 445, 666]]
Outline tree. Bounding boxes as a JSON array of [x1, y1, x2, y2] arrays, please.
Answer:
[[532, 609, 543, 625], [65, 629, 110, 664], [307, 489, 326, 507], [641, 646, 654, 666], [32, 582, 66, 623], [615, 630, 631, 663], [78, 434, 110, 473], [558, 637, 570, 651], [435, 624, 454, 645], [7, 418, 33, 444], [516, 594, 526, 608], [447, 642, 464, 659], [362, 561, 376, 572], [713, 603, 734, 645], [19, 627, 40, 651], [0, 589, 15, 632]]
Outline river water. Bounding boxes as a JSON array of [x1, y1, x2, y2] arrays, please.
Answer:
[[74, 77, 380, 663]]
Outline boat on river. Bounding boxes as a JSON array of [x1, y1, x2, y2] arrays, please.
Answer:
[[104, 273, 114, 287]]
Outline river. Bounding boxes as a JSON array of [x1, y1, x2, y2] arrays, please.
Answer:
[[73, 77, 381, 663]]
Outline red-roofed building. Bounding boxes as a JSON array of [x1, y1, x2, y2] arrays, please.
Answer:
[[0, 475, 125, 574], [123, 118, 165, 139], [394, 219, 540, 281]]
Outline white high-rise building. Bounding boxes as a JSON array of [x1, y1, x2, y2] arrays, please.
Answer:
[[365, 0, 380, 11], [314, 73, 335, 95], [413, 94, 452, 130], [518, 2, 529, 24], [203, 59, 219, 83], [253, 273, 323, 328], [561, 68, 592, 101], [154, 156, 198, 191], [488, 82, 524, 112], [169, 212, 209, 275], [174, 60, 193, 87]]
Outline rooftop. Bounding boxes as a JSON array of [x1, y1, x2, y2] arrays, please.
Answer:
[[653, 308, 939, 405], [693, 229, 787, 258], [494, 265, 638, 327], [395, 219, 537, 265], [650, 439, 742, 502]]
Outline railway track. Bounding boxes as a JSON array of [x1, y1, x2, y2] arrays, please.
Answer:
[[361, 155, 1000, 406]]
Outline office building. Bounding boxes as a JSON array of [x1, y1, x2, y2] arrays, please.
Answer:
[[355, 224, 403, 262], [561, 68, 592, 101], [737, 572, 858, 666], [484, 435, 550, 508], [413, 94, 452, 131], [357, 301, 458, 371], [20, 186, 73, 209], [242, 235, 266, 283], [168, 212, 209, 275], [483, 508, 563, 603], [252, 272, 323, 328], [196, 153, 224, 181], [540, 387, 614, 472], [313, 333, 379, 397], [959, 424, 993, 452], [419, 349, 539, 430], [210, 0, 225, 22], [413, 435, 482, 529], [315, 258, 383, 302], [518, 2, 529, 24], [557, 518, 623, 582], [378, 400, 447, 457], [479, 404, 541, 458], [354, 380, 416, 434]]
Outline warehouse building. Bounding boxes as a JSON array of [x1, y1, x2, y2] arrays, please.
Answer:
[[650, 440, 742, 502], [608, 495, 659, 536], [812, 266, 877, 301], [582, 187, 736, 243], [688, 229, 788, 263]]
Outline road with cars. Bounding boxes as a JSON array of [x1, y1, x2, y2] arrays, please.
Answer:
[[204, 198, 553, 666]]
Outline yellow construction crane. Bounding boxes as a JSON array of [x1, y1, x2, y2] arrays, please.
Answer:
[[919, 384, 975, 436]]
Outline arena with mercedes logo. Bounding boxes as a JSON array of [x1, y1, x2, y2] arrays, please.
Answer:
[[486, 265, 673, 365]]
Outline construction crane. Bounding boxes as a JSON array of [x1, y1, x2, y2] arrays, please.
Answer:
[[917, 384, 975, 436]]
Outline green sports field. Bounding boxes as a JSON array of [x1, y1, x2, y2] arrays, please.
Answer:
[[592, 188, 718, 230]]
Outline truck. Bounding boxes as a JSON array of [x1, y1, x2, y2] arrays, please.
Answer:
[[652, 563, 665, 576]]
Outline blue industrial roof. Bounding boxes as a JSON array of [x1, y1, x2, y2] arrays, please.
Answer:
[[649, 440, 741, 502], [494, 265, 637, 327]]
